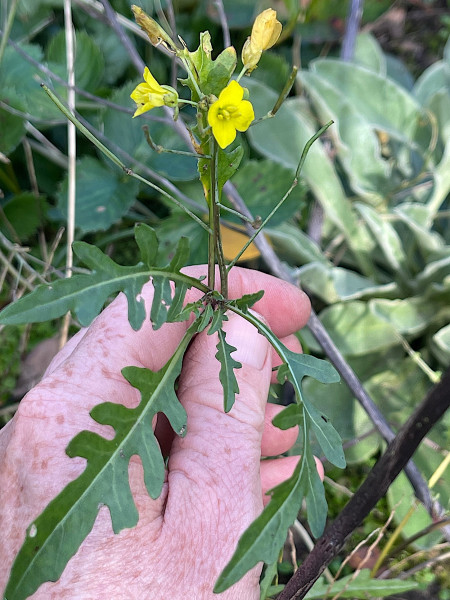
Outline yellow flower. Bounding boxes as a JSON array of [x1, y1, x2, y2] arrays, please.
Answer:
[[207, 80, 254, 149], [130, 67, 178, 118], [241, 8, 282, 73]]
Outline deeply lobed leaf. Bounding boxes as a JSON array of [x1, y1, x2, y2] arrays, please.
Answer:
[[5, 323, 198, 600]]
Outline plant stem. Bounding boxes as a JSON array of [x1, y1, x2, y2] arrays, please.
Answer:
[[211, 141, 228, 297], [0, 0, 20, 66]]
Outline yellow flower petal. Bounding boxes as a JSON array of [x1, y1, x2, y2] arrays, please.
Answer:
[[212, 119, 237, 149], [207, 80, 254, 148], [218, 79, 244, 105], [143, 66, 167, 94], [233, 100, 254, 131]]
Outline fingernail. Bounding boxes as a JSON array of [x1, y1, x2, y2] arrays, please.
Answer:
[[223, 312, 269, 370]]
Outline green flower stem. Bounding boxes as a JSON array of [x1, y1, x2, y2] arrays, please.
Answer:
[[235, 64, 248, 83], [227, 120, 333, 271], [180, 56, 204, 99], [250, 66, 298, 126], [41, 84, 211, 235], [0, 0, 20, 66], [211, 140, 228, 297], [142, 125, 209, 158]]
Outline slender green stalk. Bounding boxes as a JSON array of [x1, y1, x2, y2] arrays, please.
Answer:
[[0, 0, 20, 66], [207, 142, 216, 290], [211, 141, 228, 297], [41, 84, 211, 235], [227, 120, 333, 271], [250, 66, 298, 126], [142, 125, 209, 158]]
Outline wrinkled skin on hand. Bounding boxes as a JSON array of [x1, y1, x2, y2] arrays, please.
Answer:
[[0, 266, 318, 599]]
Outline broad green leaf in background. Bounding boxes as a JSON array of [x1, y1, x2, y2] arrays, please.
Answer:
[[432, 323, 450, 364], [355, 202, 408, 273], [266, 223, 329, 266], [300, 59, 434, 203], [304, 569, 419, 598], [4, 322, 198, 600], [0, 226, 207, 330], [56, 156, 139, 234], [309, 59, 434, 157], [352, 32, 386, 75], [0, 44, 65, 120], [46, 30, 105, 92], [215, 328, 241, 413], [0, 107, 25, 155], [0, 192, 47, 241], [295, 262, 398, 304], [245, 78, 376, 277]]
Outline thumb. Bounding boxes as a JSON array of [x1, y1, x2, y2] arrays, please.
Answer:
[[166, 311, 272, 520]]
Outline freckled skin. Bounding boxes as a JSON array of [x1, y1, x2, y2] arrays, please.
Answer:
[[0, 266, 318, 599]]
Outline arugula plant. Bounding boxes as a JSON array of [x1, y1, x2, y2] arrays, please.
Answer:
[[0, 7, 344, 599]]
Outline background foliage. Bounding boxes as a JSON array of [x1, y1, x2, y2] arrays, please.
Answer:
[[0, 0, 449, 597]]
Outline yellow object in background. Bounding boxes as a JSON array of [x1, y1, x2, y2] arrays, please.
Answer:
[[220, 224, 261, 262]]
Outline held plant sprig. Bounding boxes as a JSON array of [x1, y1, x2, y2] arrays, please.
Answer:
[[0, 7, 343, 599]]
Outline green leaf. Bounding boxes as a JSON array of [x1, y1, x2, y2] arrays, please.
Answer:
[[56, 156, 139, 234], [4, 323, 197, 600], [304, 569, 419, 598], [0, 227, 206, 330], [229, 290, 265, 312], [355, 202, 408, 273], [182, 32, 237, 98], [216, 309, 344, 592], [46, 31, 105, 92], [0, 44, 65, 120], [304, 443, 327, 537], [301, 397, 346, 468], [150, 236, 191, 330], [353, 33, 386, 74], [208, 307, 228, 336], [296, 262, 398, 304], [214, 437, 308, 593], [197, 303, 214, 332], [259, 560, 279, 600], [0, 106, 25, 155], [276, 353, 345, 469], [272, 403, 302, 430], [216, 328, 241, 412], [1, 193, 47, 240]]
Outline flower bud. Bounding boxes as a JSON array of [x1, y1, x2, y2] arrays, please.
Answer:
[[241, 8, 282, 73], [131, 5, 176, 52]]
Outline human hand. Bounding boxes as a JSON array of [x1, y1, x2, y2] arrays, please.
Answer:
[[0, 266, 317, 599]]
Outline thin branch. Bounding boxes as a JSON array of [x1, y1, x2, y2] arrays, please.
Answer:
[[213, 0, 231, 48], [277, 367, 450, 600], [98, 0, 145, 74], [340, 0, 364, 61]]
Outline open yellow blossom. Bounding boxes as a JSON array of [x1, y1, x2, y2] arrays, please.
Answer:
[[130, 67, 178, 117], [207, 80, 254, 149], [241, 8, 282, 73]]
